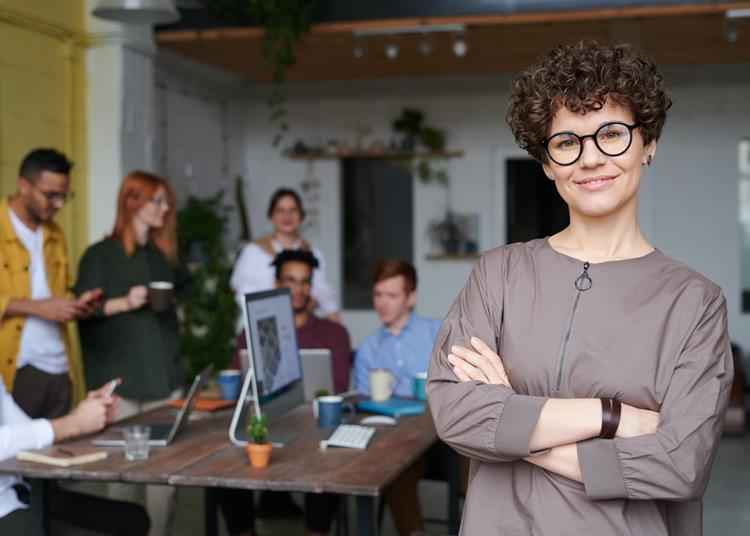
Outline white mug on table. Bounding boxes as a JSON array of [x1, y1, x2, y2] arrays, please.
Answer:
[[369, 369, 396, 401]]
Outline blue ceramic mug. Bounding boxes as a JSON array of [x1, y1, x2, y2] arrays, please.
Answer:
[[317, 395, 355, 428], [218, 370, 241, 400], [413, 372, 428, 401]]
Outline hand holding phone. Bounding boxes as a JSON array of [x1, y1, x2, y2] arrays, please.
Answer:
[[78, 288, 103, 306], [104, 379, 119, 398]]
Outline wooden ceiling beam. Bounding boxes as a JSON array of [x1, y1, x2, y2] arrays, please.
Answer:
[[156, 7, 750, 82], [156, 2, 750, 44]]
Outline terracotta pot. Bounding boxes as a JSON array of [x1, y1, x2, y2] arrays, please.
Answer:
[[246, 442, 273, 468]]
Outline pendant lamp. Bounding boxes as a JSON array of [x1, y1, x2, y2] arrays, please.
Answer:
[[92, 0, 180, 24]]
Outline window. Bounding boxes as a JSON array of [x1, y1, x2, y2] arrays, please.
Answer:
[[342, 160, 413, 309], [506, 159, 568, 243]]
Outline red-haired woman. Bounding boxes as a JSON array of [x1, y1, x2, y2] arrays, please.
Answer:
[[74, 171, 185, 534], [75, 170, 184, 411]]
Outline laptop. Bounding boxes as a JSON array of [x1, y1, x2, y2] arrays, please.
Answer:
[[300, 348, 334, 401], [93, 364, 213, 447]]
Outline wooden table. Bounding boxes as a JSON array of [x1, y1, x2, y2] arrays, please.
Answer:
[[0, 404, 460, 535]]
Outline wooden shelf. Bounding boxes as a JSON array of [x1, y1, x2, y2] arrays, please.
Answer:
[[288, 149, 463, 161], [425, 253, 480, 261]]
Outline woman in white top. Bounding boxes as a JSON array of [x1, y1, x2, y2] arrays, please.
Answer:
[[230, 188, 339, 320]]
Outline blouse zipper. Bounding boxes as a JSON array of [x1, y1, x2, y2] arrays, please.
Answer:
[[554, 261, 592, 392]]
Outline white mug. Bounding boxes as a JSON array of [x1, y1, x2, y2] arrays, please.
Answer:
[[369, 369, 395, 401]]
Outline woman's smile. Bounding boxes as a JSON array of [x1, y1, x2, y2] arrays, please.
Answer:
[[574, 174, 616, 192]]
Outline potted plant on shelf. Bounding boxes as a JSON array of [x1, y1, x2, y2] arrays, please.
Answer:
[[391, 108, 450, 185], [427, 211, 465, 255], [246, 414, 273, 468]]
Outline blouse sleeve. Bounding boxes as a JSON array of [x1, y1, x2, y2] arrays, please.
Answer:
[[230, 243, 270, 309], [310, 247, 338, 316], [578, 289, 733, 501], [426, 252, 548, 463], [73, 246, 107, 320]]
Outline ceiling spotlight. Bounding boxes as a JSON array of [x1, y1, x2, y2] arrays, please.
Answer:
[[419, 33, 433, 56], [725, 8, 750, 19], [92, 0, 180, 24], [452, 35, 468, 57], [353, 38, 365, 59], [385, 40, 399, 59], [725, 25, 742, 44]]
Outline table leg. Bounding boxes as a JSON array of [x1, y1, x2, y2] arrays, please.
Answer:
[[356, 496, 375, 536], [204, 487, 217, 536], [29, 479, 50, 536], [448, 450, 460, 534]]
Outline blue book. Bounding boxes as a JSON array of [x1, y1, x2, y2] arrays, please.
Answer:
[[358, 398, 425, 417]]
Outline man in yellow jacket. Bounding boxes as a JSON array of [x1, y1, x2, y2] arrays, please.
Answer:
[[0, 149, 100, 419]]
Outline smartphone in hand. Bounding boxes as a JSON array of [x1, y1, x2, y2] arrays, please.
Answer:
[[104, 379, 119, 398], [78, 288, 103, 307]]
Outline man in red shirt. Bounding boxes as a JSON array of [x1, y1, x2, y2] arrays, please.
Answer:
[[273, 249, 352, 393], [223, 250, 352, 536]]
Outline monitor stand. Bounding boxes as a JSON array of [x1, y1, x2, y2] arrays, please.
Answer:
[[228, 368, 303, 447]]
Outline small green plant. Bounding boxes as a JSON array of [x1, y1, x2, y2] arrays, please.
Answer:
[[248, 414, 269, 444], [314, 389, 330, 398]]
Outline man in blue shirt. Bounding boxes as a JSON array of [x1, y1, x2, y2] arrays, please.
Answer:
[[354, 259, 440, 398], [354, 258, 441, 536]]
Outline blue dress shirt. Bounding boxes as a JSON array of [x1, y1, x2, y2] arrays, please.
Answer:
[[354, 313, 441, 397]]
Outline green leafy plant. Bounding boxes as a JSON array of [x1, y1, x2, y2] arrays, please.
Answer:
[[248, 414, 269, 444], [391, 108, 449, 185], [177, 192, 238, 381], [392, 109, 425, 142], [427, 211, 465, 254], [205, 0, 316, 147]]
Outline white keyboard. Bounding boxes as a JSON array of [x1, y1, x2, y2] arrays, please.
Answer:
[[321, 424, 376, 450]]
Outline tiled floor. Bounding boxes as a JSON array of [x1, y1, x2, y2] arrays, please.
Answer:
[[61, 432, 750, 535]]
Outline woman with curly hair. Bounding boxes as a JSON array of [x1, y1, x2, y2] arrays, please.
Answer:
[[427, 39, 732, 535]]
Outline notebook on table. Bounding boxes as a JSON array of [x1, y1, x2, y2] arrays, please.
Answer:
[[167, 397, 235, 412], [357, 398, 425, 417], [17, 449, 108, 467]]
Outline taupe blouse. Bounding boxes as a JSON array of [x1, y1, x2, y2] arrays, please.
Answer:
[[427, 238, 732, 535]]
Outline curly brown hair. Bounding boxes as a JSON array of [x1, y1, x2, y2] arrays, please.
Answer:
[[506, 39, 672, 163]]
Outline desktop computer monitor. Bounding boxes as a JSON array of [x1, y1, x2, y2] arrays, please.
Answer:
[[229, 288, 305, 446]]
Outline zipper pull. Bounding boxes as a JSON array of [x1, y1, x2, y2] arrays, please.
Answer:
[[575, 261, 592, 291]]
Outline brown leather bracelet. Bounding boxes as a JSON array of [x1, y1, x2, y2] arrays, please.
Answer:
[[600, 398, 612, 438], [600, 398, 621, 439]]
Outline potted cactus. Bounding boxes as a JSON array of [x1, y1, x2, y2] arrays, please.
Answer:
[[246, 414, 273, 468]]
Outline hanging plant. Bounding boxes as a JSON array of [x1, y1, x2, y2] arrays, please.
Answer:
[[205, 0, 316, 147]]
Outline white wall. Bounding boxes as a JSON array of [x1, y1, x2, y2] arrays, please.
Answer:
[[232, 65, 750, 349], [85, 2, 158, 242], [643, 66, 750, 355], [240, 76, 528, 344], [154, 50, 251, 248]]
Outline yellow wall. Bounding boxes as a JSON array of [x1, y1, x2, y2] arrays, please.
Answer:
[[0, 0, 88, 401], [0, 0, 88, 259]]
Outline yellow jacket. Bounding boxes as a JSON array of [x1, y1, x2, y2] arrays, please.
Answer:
[[0, 197, 74, 392]]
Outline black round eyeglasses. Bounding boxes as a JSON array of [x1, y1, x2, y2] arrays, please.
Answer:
[[541, 122, 641, 166]]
